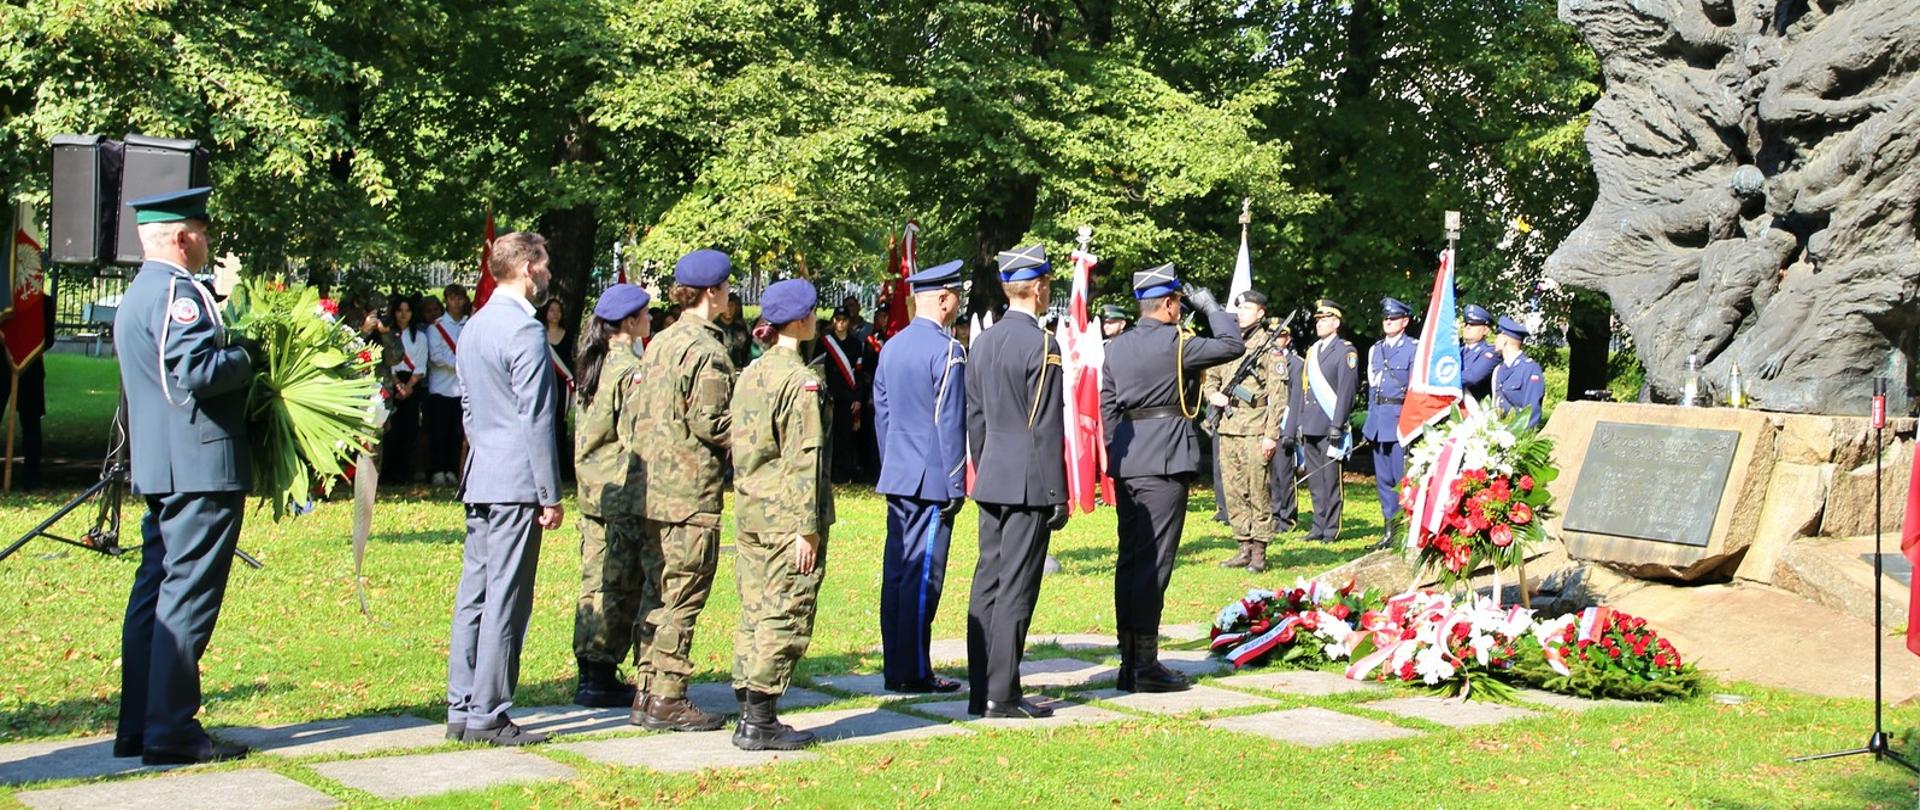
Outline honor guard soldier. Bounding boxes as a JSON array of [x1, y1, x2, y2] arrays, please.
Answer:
[[1293, 300, 1359, 543], [1268, 324, 1305, 534], [1203, 291, 1285, 573], [1460, 304, 1499, 402], [1101, 264, 1243, 693], [1100, 304, 1132, 342], [570, 284, 651, 709], [629, 249, 737, 732], [729, 279, 835, 751], [1363, 297, 1418, 528], [964, 246, 1069, 718], [871, 260, 969, 694], [113, 187, 256, 765], [1492, 316, 1546, 428]]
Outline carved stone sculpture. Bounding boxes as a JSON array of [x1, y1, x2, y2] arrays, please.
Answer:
[[1550, 0, 1920, 415]]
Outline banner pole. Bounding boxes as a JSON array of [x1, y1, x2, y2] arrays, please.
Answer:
[[3, 369, 18, 491]]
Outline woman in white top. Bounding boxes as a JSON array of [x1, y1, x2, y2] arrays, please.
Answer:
[[382, 295, 431, 485]]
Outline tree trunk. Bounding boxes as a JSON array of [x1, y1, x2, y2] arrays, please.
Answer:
[[538, 203, 600, 337], [1564, 290, 1613, 400], [970, 175, 1039, 317]]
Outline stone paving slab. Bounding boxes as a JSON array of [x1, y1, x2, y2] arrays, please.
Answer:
[[1207, 707, 1422, 748], [1077, 685, 1280, 715], [214, 715, 446, 758], [309, 748, 573, 800], [15, 768, 338, 810], [1159, 653, 1233, 678], [1362, 696, 1542, 728], [1160, 623, 1210, 641], [911, 696, 1129, 730], [554, 730, 813, 772], [1028, 633, 1117, 651], [1216, 669, 1386, 697], [784, 707, 972, 745], [1019, 658, 1118, 688], [513, 705, 634, 738], [807, 673, 969, 701], [1514, 690, 1651, 713], [868, 639, 969, 664], [688, 683, 836, 716], [0, 735, 174, 787]]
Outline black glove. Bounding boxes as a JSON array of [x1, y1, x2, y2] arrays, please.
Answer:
[[1186, 286, 1221, 315], [940, 497, 965, 520], [1047, 503, 1070, 531], [231, 336, 265, 368], [1281, 435, 1298, 457]]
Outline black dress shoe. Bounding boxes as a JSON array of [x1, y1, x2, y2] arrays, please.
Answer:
[[141, 738, 250, 766], [112, 737, 142, 758], [461, 721, 550, 746], [984, 698, 1055, 719], [446, 722, 463, 741], [885, 675, 963, 694]]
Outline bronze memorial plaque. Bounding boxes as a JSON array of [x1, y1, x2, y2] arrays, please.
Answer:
[[1561, 421, 1741, 548]]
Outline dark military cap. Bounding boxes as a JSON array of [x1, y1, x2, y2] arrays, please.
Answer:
[[1236, 290, 1269, 307], [830, 305, 851, 319], [1100, 304, 1132, 323], [593, 283, 651, 321], [1132, 264, 1182, 300], [996, 245, 1051, 282], [673, 249, 731, 287], [128, 186, 212, 225], [1497, 315, 1530, 341], [761, 279, 818, 325], [1381, 297, 1413, 318], [1312, 299, 1344, 320], [908, 259, 967, 293], [1463, 304, 1492, 326]]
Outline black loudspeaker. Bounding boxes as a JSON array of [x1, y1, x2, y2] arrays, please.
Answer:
[[114, 134, 208, 266], [49, 134, 125, 265]]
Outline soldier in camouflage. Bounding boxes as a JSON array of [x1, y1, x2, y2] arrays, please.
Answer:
[[1203, 291, 1285, 573], [626, 249, 737, 732], [569, 284, 653, 708], [727, 278, 833, 751]]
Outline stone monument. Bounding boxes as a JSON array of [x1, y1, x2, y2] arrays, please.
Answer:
[[1549, 0, 1920, 415]]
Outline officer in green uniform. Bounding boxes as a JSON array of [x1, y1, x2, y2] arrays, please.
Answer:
[[727, 278, 834, 751], [1203, 291, 1284, 573], [569, 283, 652, 708], [628, 249, 736, 732]]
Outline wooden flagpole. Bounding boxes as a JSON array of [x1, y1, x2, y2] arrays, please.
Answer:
[[3, 369, 18, 492]]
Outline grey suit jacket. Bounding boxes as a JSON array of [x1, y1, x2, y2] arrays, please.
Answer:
[[456, 292, 561, 506], [113, 261, 254, 495]]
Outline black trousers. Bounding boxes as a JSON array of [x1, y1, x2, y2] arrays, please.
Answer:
[[1300, 434, 1344, 540], [1114, 474, 1191, 635], [1269, 443, 1299, 532], [384, 388, 423, 484], [425, 394, 464, 477], [967, 504, 1052, 709], [119, 491, 244, 748]]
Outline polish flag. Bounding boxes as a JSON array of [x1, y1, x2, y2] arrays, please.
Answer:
[[471, 205, 497, 310], [1056, 246, 1109, 513]]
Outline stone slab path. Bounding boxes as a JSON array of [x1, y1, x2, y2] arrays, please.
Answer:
[[310, 748, 574, 801], [1018, 658, 1119, 688], [911, 697, 1129, 730], [1207, 707, 1423, 748], [1216, 669, 1385, 697], [215, 716, 446, 758], [807, 673, 969, 700], [15, 769, 338, 810], [784, 707, 973, 745], [553, 730, 814, 773], [1080, 685, 1279, 715], [1362, 696, 1542, 728], [0, 736, 171, 787]]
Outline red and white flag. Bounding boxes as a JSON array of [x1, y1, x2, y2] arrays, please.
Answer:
[[1902, 421, 1920, 657], [1398, 249, 1463, 443], [879, 221, 917, 339], [3, 203, 47, 371], [471, 205, 497, 310], [1057, 245, 1111, 513]]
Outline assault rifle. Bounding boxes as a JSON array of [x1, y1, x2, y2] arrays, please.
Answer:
[[1202, 308, 1303, 435]]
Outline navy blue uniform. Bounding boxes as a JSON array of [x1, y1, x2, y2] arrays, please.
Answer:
[[114, 260, 254, 755], [1494, 354, 1547, 429], [1293, 334, 1358, 541], [1461, 338, 1499, 402], [872, 316, 966, 688], [1362, 335, 1417, 522]]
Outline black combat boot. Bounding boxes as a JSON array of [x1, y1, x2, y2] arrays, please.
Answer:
[[1115, 632, 1138, 692], [1128, 632, 1192, 693], [1219, 541, 1253, 569], [732, 691, 817, 751], [735, 687, 748, 719], [1245, 542, 1268, 574], [573, 658, 637, 708]]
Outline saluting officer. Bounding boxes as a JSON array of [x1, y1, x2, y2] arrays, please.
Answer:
[[1492, 316, 1547, 428], [1363, 298, 1418, 529], [964, 245, 1069, 719], [112, 187, 255, 765], [1293, 300, 1359, 543], [871, 260, 969, 694], [729, 279, 835, 752], [1101, 265, 1242, 693], [1460, 304, 1499, 402], [1203, 291, 1284, 574]]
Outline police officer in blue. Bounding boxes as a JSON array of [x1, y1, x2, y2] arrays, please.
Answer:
[[964, 245, 1069, 718], [1362, 297, 1418, 530], [1101, 264, 1242, 693], [1292, 299, 1359, 543], [871, 259, 968, 694], [1460, 304, 1499, 402], [1492, 316, 1547, 428], [111, 187, 255, 765]]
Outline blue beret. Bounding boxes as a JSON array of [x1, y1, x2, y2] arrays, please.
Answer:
[[1463, 304, 1492, 325], [674, 249, 732, 288], [128, 186, 212, 225], [1132, 264, 1182, 300], [1381, 297, 1412, 318], [996, 245, 1051, 282], [1497, 315, 1530, 341], [593, 284, 651, 322], [760, 279, 818, 325], [908, 259, 967, 293]]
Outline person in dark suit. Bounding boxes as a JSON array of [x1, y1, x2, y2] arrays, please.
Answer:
[[964, 246, 1069, 718], [871, 260, 968, 694], [1292, 300, 1359, 543], [111, 188, 254, 765], [445, 231, 565, 746], [1100, 264, 1242, 693], [1363, 297, 1418, 532], [1268, 327, 1305, 533]]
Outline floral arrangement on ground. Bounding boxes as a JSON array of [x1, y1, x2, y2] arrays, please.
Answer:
[[1392, 407, 1558, 588], [1210, 580, 1701, 702]]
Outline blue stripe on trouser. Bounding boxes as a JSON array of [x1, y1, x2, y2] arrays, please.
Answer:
[[881, 496, 951, 684]]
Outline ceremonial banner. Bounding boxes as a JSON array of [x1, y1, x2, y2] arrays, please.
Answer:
[[4, 203, 47, 370], [1056, 246, 1109, 513], [1397, 249, 1462, 443], [880, 221, 917, 339], [1227, 225, 1252, 306], [471, 205, 496, 310]]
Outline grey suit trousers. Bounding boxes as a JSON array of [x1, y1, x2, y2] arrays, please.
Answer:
[[118, 491, 244, 747], [447, 503, 543, 730]]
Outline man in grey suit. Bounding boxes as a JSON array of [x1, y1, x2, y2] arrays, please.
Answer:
[[446, 231, 565, 746], [112, 187, 255, 765]]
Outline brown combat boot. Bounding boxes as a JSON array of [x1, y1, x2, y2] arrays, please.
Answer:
[[1245, 542, 1268, 573], [635, 694, 726, 732], [1219, 541, 1253, 569]]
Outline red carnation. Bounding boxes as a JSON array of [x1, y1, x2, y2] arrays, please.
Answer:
[[1489, 524, 1514, 548], [1489, 478, 1511, 500], [1332, 603, 1352, 620], [357, 349, 374, 364], [1519, 474, 1535, 491], [319, 298, 339, 316], [1510, 503, 1534, 525], [1607, 647, 1622, 659]]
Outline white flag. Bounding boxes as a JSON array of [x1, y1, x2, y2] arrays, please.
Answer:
[[1228, 227, 1252, 306]]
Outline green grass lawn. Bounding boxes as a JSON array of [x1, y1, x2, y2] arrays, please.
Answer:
[[1, 482, 1916, 807]]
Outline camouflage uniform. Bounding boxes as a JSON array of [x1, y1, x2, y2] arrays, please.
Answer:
[[572, 341, 653, 667], [729, 345, 835, 694], [628, 311, 735, 700], [1203, 325, 1284, 545]]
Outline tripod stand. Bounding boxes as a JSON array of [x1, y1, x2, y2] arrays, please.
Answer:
[[0, 397, 263, 569], [1791, 378, 1917, 775]]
